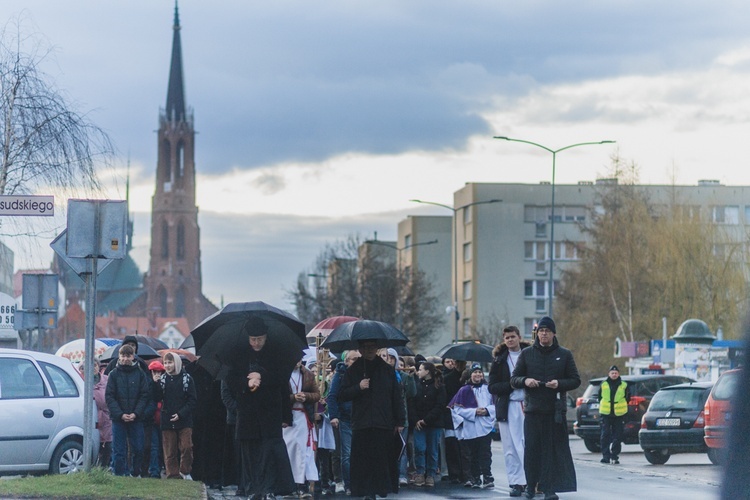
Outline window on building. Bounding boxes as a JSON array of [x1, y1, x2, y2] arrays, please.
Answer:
[[462, 318, 471, 337], [175, 287, 186, 317], [404, 234, 412, 248], [463, 242, 472, 262], [523, 318, 537, 338], [157, 286, 168, 317], [463, 280, 472, 300], [161, 221, 169, 259], [176, 140, 185, 179], [162, 139, 171, 182], [463, 206, 472, 225], [176, 223, 185, 260], [712, 206, 739, 224], [524, 280, 557, 298], [745, 206, 750, 224], [535, 222, 546, 237], [524, 241, 548, 261]]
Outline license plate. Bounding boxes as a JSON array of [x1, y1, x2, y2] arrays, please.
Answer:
[[590, 403, 599, 410], [656, 418, 681, 427]]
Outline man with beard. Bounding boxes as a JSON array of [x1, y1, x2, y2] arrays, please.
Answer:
[[233, 318, 295, 500], [489, 326, 531, 497], [510, 316, 580, 500], [339, 340, 405, 500]]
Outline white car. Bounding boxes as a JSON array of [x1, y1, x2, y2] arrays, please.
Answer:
[[0, 348, 98, 475]]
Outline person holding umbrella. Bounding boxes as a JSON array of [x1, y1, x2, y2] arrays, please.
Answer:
[[231, 317, 296, 499], [339, 340, 405, 500]]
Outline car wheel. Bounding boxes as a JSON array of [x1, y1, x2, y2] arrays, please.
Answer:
[[707, 448, 724, 466], [50, 440, 84, 474], [643, 449, 670, 465], [583, 438, 602, 453]]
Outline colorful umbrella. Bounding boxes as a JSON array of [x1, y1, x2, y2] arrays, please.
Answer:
[[306, 315, 359, 341], [55, 339, 108, 363]]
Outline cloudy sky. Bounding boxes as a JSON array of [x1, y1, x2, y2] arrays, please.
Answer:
[[5, 1, 750, 311]]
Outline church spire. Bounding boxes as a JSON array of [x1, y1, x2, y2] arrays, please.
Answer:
[[166, 1, 186, 122]]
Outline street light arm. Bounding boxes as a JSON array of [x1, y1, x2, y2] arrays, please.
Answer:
[[494, 136, 554, 154], [403, 239, 439, 251], [456, 198, 503, 211], [409, 199, 455, 212], [555, 140, 616, 154]]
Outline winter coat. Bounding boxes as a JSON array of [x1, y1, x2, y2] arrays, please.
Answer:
[[488, 341, 531, 422], [232, 356, 293, 441], [153, 368, 198, 430], [327, 362, 352, 422], [94, 372, 112, 442], [409, 377, 447, 428], [338, 356, 405, 432], [220, 378, 238, 425], [105, 361, 152, 422], [510, 337, 581, 416], [288, 365, 320, 422]]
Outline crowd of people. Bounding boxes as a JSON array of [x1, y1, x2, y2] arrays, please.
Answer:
[[83, 316, 581, 500]]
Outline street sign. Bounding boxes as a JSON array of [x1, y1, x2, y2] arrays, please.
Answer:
[[0, 195, 54, 216], [67, 200, 127, 259], [20, 274, 58, 329], [51, 230, 114, 276], [0, 293, 16, 331]]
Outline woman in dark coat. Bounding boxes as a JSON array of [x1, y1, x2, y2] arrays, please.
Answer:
[[339, 340, 405, 499]]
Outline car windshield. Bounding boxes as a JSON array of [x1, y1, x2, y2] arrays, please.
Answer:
[[713, 371, 739, 400], [582, 382, 601, 399], [649, 387, 706, 411]]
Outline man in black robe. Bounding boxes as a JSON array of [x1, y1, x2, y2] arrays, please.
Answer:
[[339, 340, 405, 500], [510, 316, 580, 500], [233, 319, 295, 500]]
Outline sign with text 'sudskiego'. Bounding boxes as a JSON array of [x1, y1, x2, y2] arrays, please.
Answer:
[[0, 195, 54, 216]]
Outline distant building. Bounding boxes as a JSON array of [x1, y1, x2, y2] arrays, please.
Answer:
[[51, 5, 216, 350]]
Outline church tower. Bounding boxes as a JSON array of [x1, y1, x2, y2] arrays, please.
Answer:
[[145, 5, 217, 327]]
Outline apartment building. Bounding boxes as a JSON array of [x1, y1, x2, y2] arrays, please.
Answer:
[[405, 180, 750, 344]]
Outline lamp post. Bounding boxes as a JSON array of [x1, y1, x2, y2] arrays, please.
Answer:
[[494, 136, 615, 316], [409, 198, 502, 343], [365, 238, 438, 330]]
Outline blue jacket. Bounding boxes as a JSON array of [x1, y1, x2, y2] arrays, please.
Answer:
[[327, 362, 352, 422]]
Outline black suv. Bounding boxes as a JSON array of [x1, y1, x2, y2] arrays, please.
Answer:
[[574, 374, 694, 452]]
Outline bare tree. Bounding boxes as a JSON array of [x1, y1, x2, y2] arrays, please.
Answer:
[[0, 18, 113, 241], [288, 233, 444, 348]]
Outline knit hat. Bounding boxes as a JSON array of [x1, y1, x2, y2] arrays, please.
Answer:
[[537, 316, 556, 334], [471, 363, 483, 373], [123, 335, 139, 353], [414, 354, 426, 366], [609, 365, 619, 373], [148, 360, 165, 372]]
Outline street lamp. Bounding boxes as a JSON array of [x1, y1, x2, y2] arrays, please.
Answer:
[[409, 198, 502, 343], [365, 238, 438, 330], [494, 136, 615, 316]]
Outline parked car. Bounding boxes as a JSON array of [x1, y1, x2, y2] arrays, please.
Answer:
[[638, 381, 713, 464], [574, 374, 694, 452], [565, 393, 576, 434], [0, 348, 98, 475], [704, 368, 741, 465]]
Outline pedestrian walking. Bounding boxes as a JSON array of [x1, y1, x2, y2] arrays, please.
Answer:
[[105, 343, 151, 477], [488, 325, 530, 497], [442, 358, 467, 484], [409, 361, 446, 488], [598, 365, 629, 465], [327, 350, 360, 495], [448, 363, 495, 490], [510, 316, 580, 500], [283, 360, 320, 498], [339, 340, 405, 500], [152, 352, 197, 480], [232, 318, 296, 499]]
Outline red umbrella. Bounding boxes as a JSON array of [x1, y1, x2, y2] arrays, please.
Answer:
[[306, 315, 359, 341]]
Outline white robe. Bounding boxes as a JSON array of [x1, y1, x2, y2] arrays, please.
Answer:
[[450, 384, 496, 440], [283, 371, 319, 484]]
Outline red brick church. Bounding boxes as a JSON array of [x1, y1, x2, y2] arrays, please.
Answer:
[[53, 5, 217, 347]]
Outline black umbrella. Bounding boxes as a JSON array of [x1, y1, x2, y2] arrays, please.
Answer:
[[392, 345, 415, 356], [192, 301, 306, 380], [100, 341, 161, 362], [133, 334, 169, 350], [435, 341, 495, 363], [320, 320, 409, 352], [179, 334, 195, 351]]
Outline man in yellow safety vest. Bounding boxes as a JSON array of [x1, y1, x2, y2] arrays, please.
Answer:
[[598, 365, 630, 464]]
